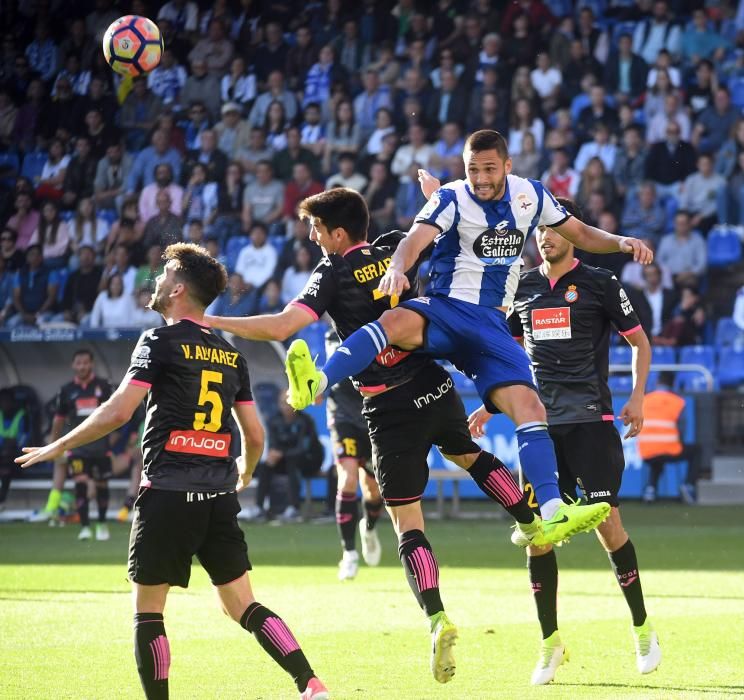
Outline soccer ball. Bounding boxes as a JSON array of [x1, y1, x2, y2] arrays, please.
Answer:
[[102, 15, 163, 77]]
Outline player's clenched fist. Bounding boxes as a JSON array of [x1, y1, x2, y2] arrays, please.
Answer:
[[378, 267, 410, 297]]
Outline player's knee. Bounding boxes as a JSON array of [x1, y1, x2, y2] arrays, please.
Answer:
[[597, 516, 627, 552], [378, 308, 421, 348], [336, 461, 360, 491], [443, 452, 479, 469]]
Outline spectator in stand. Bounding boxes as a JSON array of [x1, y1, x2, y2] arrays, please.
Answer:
[[428, 122, 465, 181], [254, 20, 290, 84], [426, 68, 468, 132], [657, 286, 707, 348], [70, 198, 109, 264], [510, 131, 541, 180], [626, 262, 677, 339], [199, 0, 234, 35], [89, 273, 136, 328], [130, 287, 162, 327], [13, 79, 46, 153], [211, 272, 256, 318], [362, 107, 395, 158], [234, 222, 278, 306], [248, 70, 298, 128], [657, 211, 707, 289], [285, 25, 318, 93], [105, 198, 143, 256], [354, 69, 392, 141], [141, 190, 183, 250], [276, 217, 321, 274], [0, 255, 15, 326], [469, 65, 506, 125], [188, 17, 233, 76], [692, 86, 739, 156], [237, 126, 274, 183], [134, 243, 164, 292], [241, 160, 284, 235], [99, 244, 136, 297], [55, 244, 102, 325], [257, 278, 284, 314], [181, 100, 210, 151], [468, 90, 508, 135], [681, 8, 729, 65], [1, 228, 24, 272], [604, 33, 648, 104], [178, 59, 221, 121], [576, 85, 618, 144], [220, 56, 256, 111], [720, 151, 744, 226], [157, 0, 199, 36], [182, 129, 227, 185], [304, 44, 347, 111], [146, 49, 187, 107], [613, 125, 647, 199], [562, 41, 602, 101], [334, 18, 370, 79], [574, 122, 617, 174], [362, 161, 397, 238], [395, 161, 427, 230], [715, 118, 744, 180], [181, 162, 217, 226], [542, 147, 579, 199], [47, 76, 82, 142], [503, 13, 540, 68], [61, 136, 97, 211], [678, 153, 726, 234], [299, 103, 326, 158], [622, 238, 674, 292], [138, 164, 184, 223], [215, 100, 252, 154], [8, 244, 57, 328], [323, 99, 361, 175], [80, 76, 118, 127], [118, 77, 163, 152], [530, 52, 562, 112], [644, 121, 697, 200], [29, 200, 70, 269], [576, 157, 616, 214], [647, 93, 691, 144], [621, 182, 667, 244], [36, 138, 70, 200], [632, 0, 681, 65], [83, 108, 119, 161], [263, 99, 289, 152], [360, 130, 398, 178], [25, 21, 58, 83], [643, 69, 675, 127], [283, 162, 323, 225], [575, 6, 609, 64], [271, 124, 321, 181], [186, 219, 206, 248], [59, 18, 96, 72], [209, 161, 244, 241], [391, 124, 432, 183], [326, 153, 368, 192], [686, 59, 718, 120], [126, 129, 182, 193], [280, 245, 314, 305], [52, 52, 91, 97], [7, 189, 39, 252]]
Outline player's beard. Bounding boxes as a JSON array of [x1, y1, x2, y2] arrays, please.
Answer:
[[149, 280, 171, 314], [470, 175, 506, 201]]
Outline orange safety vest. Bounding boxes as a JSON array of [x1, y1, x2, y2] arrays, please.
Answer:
[[637, 389, 685, 459]]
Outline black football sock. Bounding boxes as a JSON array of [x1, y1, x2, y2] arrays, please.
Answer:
[[609, 539, 647, 627], [398, 529, 444, 617], [527, 549, 559, 639], [240, 602, 315, 693], [75, 481, 90, 527], [468, 451, 535, 524], [96, 483, 109, 523], [335, 490, 359, 551], [363, 498, 383, 530], [133, 613, 169, 700]]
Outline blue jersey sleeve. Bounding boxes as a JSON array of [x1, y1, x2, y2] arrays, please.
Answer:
[[414, 187, 457, 232]]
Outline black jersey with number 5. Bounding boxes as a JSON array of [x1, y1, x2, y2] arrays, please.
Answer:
[[125, 319, 254, 492], [508, 261, 642, 425], [291, 231, 434, 390]]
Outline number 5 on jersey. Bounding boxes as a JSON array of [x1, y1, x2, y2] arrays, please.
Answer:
[[194, 370, 223, 432]]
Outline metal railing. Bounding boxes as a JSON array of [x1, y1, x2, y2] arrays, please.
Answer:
[[609, 363, 716, 392]]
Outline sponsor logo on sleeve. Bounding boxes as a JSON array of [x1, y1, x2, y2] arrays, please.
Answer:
[[619, 287, 634, 316], [531, 307, 571, 340], [131, 344, 151, 369]]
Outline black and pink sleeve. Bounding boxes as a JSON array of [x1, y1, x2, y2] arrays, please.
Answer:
[[235, 354, 254, 405], [124, 330, 166, 389], [289, 258, 336, 321], [603, 275, 642, 337]]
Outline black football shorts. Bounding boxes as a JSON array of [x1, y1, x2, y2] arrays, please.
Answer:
[[330, 422, 374, 476], [67, 456, 113, 481]]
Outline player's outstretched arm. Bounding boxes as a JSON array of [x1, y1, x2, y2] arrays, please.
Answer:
[[232, 403, 265, 491], [619, 328, 651, 439], [555, 217, 654, 264], [379, 222, 440, 296], [15, 381, 148, 469], [206, 305, 313, 342]]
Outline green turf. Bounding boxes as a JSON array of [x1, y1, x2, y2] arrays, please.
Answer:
[[1, 503, 742, 699]]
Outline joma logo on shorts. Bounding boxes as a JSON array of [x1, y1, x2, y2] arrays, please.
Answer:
[[165, 430, 231, 457], [589, 490, 611, 498], [413, 378, 453, 408]]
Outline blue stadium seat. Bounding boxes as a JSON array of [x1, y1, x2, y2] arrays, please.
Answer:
[[60, 210, 74, 222], [730, 76, 744, 110], [707, 227, 742, 267], [651, 346, 676, 365], [715, 317, 740, 348], [98, 208, 118, 225], [295, 321, 329, 365], [675, 371, 718, 392], [679, 345, 715, 370], [645, 371, 658, 392], [269, 235, 285, 256], [608, 375, 634, 393], [0, 152, 20, 186], [609, 346, 632, 365], [662, 196, 678, 233], [21, 151, 47, 183], [611, 21, 638, 46], [54, 267, 69, 304], [718, 348, 744, 388], [224, 236, 249, 273], [252, 382, 280, 418]]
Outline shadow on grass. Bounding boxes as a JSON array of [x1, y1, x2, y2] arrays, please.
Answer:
[[559, 683, 744, 695]]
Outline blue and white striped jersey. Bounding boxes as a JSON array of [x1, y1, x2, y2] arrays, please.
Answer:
[[414, 175, 570, 308]]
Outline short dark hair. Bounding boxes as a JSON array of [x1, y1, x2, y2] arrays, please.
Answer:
[[658, 370, 675, 387], [1, 226, 17, 243], [464, 129, 509, 159], [72, 348, 93, 361], [164, 242, 228, 308], [298, 187, 369, 243], [555, 197, 582, 220]]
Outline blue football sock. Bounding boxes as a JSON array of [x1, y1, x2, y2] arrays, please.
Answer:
[[515, 422, 562, 507], [323, 321, 388, 387]]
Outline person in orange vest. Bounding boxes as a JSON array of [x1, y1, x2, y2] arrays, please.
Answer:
[[639, 371, 700, 504]]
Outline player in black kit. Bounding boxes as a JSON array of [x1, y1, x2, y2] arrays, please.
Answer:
[[16, 243, 329, 700], [206, 187, 569, 685], [469, 198, 660, 684]]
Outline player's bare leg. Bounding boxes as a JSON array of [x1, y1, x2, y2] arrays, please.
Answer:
[[358, 468, 383, 566], [335, 456, 362, 579], [387, 501, 456, 684], [215, 573, 329, 699]]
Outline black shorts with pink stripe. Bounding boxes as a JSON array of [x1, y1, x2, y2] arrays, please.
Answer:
[[127, 488, 251, 588], [361, 363, 479, 506]]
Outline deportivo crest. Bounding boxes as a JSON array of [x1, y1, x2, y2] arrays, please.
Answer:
[[564, 285, 579, 303], [418, 193, 440, 219], [515, 192, 534, 212]]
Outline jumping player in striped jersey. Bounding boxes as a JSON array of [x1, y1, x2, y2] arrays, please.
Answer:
[[285, 130, 653, 531]]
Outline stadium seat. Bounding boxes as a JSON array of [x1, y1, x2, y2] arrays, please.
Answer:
[[679, 345, 715, 370], [55, 267, 69, 304], [707, 227, 743, 267], [0, 151, 20, 186], [609, 346, 632, 365], [60, 210, 74, 222], [646, 371, 658, 391], [718, 348, 744, 388], [295, 321, 329, 365], [269, 235, 285, 256], [252, 382, 280, 418], [662, 196, 678, 233], [730, 76, 744, 110], [675, 371, 718, 392], [715, 317, 740, 348], [651, 346, 676, 365], [20, 151, 47, 184], [224, 236, 249, 273], [608, 375, 634, 393], [611, 20, 638, 46], [98, 208, 118, 225]]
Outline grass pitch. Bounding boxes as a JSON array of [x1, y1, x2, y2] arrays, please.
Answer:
[[1, 503, 742, 699]]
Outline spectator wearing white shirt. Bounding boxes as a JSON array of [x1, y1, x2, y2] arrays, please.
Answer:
[[52, 53, 91, 97], [363, 108, 396, 157], [214, 102, 252, 155], [325, 153, 368, 192], [530, 52, 562, 110], [678, 153, 726, 234], [220, 56, 256, 109], [391, 124, 433, 183], [507, 98, 545, 155], [100, 245, 137, 298], [299, 103, 326, 158], [646, 93, 691, 144], [280, 245, 314, 305], [573, 123, 617, 174], [632, 1, 682, 65], [37, 138, 69, 198], [353, 69, 392, 141], [138, 164, 184, 224], [234, 223, 278, 304], [146, 49, 187, 106], [70, 198, 110, 263], [656, 210, 707, 289], [29, 200, 71, 268], [89, 273, 136, 328]]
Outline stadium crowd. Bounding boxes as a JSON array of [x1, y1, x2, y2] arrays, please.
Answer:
[[0, 0, 742, 360]]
